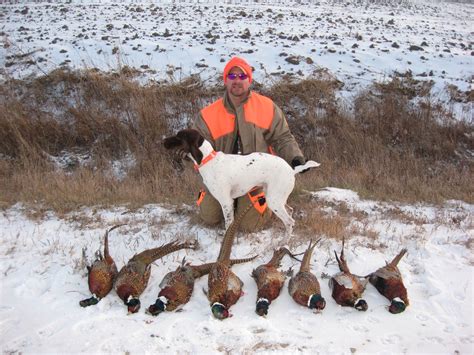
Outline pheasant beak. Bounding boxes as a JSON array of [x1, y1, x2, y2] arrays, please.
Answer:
[[127, 307, 138, 315]]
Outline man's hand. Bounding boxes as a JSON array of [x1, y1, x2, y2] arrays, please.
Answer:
[[291, 156, 309, 173]]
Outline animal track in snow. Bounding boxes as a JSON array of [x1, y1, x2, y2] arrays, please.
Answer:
[[381, 334, 402, 345]]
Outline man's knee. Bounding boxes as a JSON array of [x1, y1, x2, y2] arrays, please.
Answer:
[[197, 190, 223, 226], [235, 193, 272, 232]]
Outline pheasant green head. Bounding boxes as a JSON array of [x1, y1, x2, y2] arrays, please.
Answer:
[[126, 297, 141, 314], [211, 302, 229, 320], [148, 297, 167, 316], [255, 298, 270, 316], [308, 294, 326, 311], [389, 298, 406, 314], [354, 298, 368, 312], [79, 295, 100, 308]]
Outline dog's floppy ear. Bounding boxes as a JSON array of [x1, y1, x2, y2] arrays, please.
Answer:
[[189, 130, 204, 165], [189, 145, 203, 165], [177, 129, 204, 165], [188, 129, 204, 165], [163, 136, 183, 150]]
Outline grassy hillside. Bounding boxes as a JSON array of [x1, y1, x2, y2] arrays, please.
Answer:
[[0, 68, 472, 214]]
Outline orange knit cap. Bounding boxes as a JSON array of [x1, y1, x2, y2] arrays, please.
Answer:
[[223, 57, 253, 84]]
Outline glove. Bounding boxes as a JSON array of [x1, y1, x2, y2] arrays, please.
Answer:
[[291, 156, 309, 173]]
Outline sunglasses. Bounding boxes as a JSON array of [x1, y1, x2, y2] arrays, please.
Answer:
[[227, 73, 248, 81]]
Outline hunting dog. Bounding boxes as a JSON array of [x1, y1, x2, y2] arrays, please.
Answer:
[[163, 129, 319, 240]]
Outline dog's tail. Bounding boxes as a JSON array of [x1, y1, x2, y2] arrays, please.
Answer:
[[293, 160, 320, 174]]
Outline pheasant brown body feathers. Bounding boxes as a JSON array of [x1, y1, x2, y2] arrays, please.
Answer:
[[288, 240, 326, 311], [79, 224, 123, 307], [208, 203, 254, 319], [329, 238, 368, 311], [252, 248, 294, 316], [368, 248, 409, 314]]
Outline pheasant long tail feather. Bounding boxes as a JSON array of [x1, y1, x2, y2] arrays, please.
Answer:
[[191, 262, 215, 278], [230, 255, 258, 265], [103, 224, 125, 261], [217, 203, 254, 263], [267, 248, 291, 267], [389, 248, 408, 267], [300, 239, 320, 272], [334, 237, 350, 273], [135, 240, 196, 265], [190, 255, 257, 279]]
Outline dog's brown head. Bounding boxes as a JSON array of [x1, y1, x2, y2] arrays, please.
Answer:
[[163, 129, 205, 164]]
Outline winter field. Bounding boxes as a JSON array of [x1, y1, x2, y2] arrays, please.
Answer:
[[1, 0, 473, 118], [1, 0, 473, 354]]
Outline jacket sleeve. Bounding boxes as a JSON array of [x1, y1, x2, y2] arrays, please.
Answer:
[[264, 104, 304, 165], [192, 113, 215, 147]]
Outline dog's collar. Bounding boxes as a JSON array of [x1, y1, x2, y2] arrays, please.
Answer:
[[194, 150, 217, 171]]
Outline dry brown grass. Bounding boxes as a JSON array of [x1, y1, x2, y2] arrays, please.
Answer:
[[0, 68, 472, 220], [291, 195, 379, 244], [294, 204, 351, 241], [292, 76, 473, 203]]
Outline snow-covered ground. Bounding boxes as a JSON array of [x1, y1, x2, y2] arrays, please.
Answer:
[[1, 188, 472, 353], [2, 0, 473, 108]]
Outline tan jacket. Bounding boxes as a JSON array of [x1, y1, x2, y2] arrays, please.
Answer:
[[193, 90, 303, 165]]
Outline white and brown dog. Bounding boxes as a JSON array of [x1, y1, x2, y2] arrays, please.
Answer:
[[164, 129, 319, 240]]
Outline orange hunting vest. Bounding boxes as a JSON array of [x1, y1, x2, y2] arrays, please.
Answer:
[[200, 92, 274, 140]]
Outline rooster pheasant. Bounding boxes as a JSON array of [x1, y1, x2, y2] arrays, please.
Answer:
[[367, 248, 409, 314], [114, 239, 196, 314], [207, 203, 254, 320], [252, 247, 298, 316], [147, 255, 256, 316], [329, 237, 368, 311], [288, 239, 326, 311], [79, 224, 124, 307]]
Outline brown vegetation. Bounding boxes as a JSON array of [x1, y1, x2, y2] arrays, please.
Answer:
[[0, 68, 472, 218]]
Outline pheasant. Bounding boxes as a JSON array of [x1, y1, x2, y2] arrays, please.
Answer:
[[114, 239, 196, 314], [288, 239, 326, 312], [329, 237, 368, 311], [207, 203, 254, 320], [147, 255, 256, 316], [79, 224, 124, 307], [366, 248, 409, 314], [252, 247, 298, 316]]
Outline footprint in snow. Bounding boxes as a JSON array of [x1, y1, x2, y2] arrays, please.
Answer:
[[366, 315, 381, 324], [381, 334, 402, 345], [350, 324, 369, 333], [37, 320, 64, 338], [415, 313, 430, 321], [426, 336, 443, 344]]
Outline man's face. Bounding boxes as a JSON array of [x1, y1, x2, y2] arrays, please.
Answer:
[[225, 66, 250, 99]]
